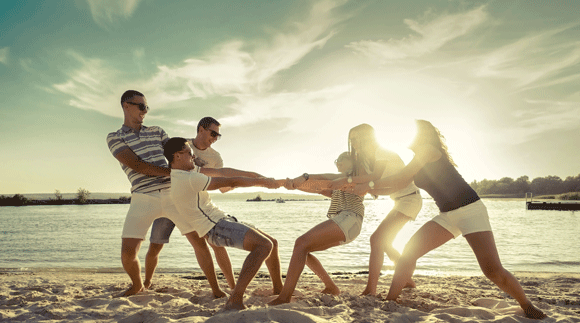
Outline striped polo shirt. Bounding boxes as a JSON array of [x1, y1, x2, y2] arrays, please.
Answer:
[[107, 125, 171, 193], [327, 190, 365, 218]]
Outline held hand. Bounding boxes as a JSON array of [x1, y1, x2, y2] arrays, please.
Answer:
[[292, 175, 307, 189], [262, 178, 281, 189], [283, 178, 295, 190]]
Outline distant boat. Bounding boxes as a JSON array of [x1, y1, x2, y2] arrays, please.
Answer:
[[275, 197, 285, 203]]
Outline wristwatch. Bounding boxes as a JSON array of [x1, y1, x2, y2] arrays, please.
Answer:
[[302, 173, 309, 181], [347, 176, 353, 183], [368, 181, 375, 189]]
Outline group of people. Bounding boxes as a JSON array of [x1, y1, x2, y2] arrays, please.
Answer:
[[107, 90, 546, 318]]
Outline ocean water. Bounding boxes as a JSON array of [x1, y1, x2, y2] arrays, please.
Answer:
[[1, 197, 578, 276]]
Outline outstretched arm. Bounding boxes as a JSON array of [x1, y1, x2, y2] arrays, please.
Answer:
[[206, 176, 280, 191], [114, 148, 171, 177], [328, 159, 387, 190], [200, 167, 264, 178]]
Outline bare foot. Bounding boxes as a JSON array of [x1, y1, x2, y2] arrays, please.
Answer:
[[113, 285, 144, 298], [273, 285, 283, 295], [213, 289, 228, 299], [268, 296, 290, 306], [321, 286, 340, 295], [143, 280, 152, 289], [404, 278, 416, 289], [224, 299, 246, 311], [361, 286, 376, 296], [524, 304, 547, 320]]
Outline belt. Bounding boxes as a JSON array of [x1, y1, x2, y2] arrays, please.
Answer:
[[394, 190, 419, 200]]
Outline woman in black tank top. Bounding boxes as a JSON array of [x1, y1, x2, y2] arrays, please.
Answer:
[[349, 120, 545, 319]]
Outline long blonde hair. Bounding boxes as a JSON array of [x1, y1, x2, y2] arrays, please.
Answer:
[[348, 124, 379, 176], [413, 120, 457, 167]]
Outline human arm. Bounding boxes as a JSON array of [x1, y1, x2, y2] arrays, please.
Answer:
[[328, 159, 387, 190], [206, 176, 281, 191], [284, 173, 351, 196], [114, 147, 171, 177], [351, 144, 441, 196], [200, 167, 264, 178]]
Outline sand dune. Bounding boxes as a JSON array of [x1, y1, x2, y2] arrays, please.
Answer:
[[1, 271, 578, 322]]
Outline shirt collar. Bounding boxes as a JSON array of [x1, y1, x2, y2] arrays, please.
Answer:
[[121, 124, 147, 133]]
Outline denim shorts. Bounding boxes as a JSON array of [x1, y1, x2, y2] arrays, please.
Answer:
[[149, 217, 176, 244], [330, 210, 363, 244], [206, 217, 252, 250]]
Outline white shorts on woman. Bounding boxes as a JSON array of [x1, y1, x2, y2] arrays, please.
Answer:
[[431, 199, 492, 238]]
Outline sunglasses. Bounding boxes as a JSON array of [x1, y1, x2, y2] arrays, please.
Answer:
[[206, 128, 222, 139], [126, 101, 150, 112]]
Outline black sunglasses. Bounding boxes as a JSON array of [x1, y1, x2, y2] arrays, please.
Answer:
[[206, 128, 222, 139], [126, 101, 150, 112]]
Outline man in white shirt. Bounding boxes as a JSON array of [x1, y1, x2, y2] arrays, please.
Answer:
[[147, 117, 235, 289], [164, 137, 284, 310]]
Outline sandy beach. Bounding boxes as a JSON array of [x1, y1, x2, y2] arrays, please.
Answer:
[[1, 270, 578, 322]]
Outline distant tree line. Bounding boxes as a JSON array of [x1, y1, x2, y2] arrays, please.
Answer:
[[0, 188, 131, 207], [470, 174, 580, 198]]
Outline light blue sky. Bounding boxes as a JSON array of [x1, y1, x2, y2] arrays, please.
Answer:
[[1, 0, 579, 194]]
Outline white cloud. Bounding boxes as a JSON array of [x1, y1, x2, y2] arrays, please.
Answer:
[[0, 47, 9, 65], [86, 0, 142, 27], [346, 6, 488, 61], [475, 24, 580, 90], [52, 51, 122, 117], [144, 0, 348, 107]]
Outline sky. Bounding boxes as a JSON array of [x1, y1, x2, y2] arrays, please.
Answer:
[[1, 0, 579, 195]]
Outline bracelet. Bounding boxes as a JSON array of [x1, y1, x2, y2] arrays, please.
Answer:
[[347, 176, 353, 184], [368, 181, 375, 189], [302, 173, 309, 181]]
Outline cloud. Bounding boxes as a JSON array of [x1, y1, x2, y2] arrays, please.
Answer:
[[145, 0, 348, 107], [52, 51, 122, 117], [86, 0, 142, 27], [0, 47, 9, 65], [347, 6, 488, 61], [474, 24, 580, 90]]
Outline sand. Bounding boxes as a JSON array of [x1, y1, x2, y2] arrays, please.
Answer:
[[1, 270, 579, 322]]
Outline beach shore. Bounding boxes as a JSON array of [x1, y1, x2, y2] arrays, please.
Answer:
[[1, 271, 578, 322]]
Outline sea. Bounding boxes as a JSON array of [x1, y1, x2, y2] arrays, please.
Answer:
[[1, 196, 578, 276]]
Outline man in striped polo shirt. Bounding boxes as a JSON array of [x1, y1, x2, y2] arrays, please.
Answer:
[[107, 90, 233, 297]]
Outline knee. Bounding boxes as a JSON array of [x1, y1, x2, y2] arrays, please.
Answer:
[[480, 263, 505, 281], [294, 235, 312, 254], [369, 231, 387, 248], [269, 236, 278, 250]]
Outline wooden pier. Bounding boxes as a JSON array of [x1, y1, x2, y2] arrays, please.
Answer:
[[525, 193, 580, 211]]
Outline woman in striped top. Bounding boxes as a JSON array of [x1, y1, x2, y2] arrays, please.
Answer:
[[268, 152, 365, 305]]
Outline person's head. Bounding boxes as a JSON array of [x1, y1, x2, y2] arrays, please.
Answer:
[[410, 120, 457, 167], [348, 123, 378, 175], [164, 137, 195, 170], [195, 117, 222, 148], [334, 152, 354, 175], [120, 90, 148, 126]]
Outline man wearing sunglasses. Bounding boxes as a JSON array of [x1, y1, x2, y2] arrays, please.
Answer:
[[148, 116, 237, 290], [107, 90, 235, 298]]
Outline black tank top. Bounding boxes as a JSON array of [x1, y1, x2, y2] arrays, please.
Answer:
[[414, 156, 480, 212]]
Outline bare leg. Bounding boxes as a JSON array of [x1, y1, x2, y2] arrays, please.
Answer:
[[306, 253, 339, 295], [465, 231, 546, 319], [362, 210, 411, 296], [254, 229, 283, 294], [210, 245, 236, 289], [269, 220, 344, 305], [225, 229, 274, 310], [116, 238, 145, 297], [185, 232, 227, 299], [386, 221, 453, 300], [144, 243, 164, 289]]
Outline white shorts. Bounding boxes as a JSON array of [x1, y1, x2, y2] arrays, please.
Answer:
[[431, 199, 492, 238], [122, 190, 182, 240], [392, 192, 422, 220], [330, 210, 363, 244]]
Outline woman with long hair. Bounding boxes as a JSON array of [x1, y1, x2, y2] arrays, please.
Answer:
[[328, 124, 422, 296], [350, 120, 546, 319]]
